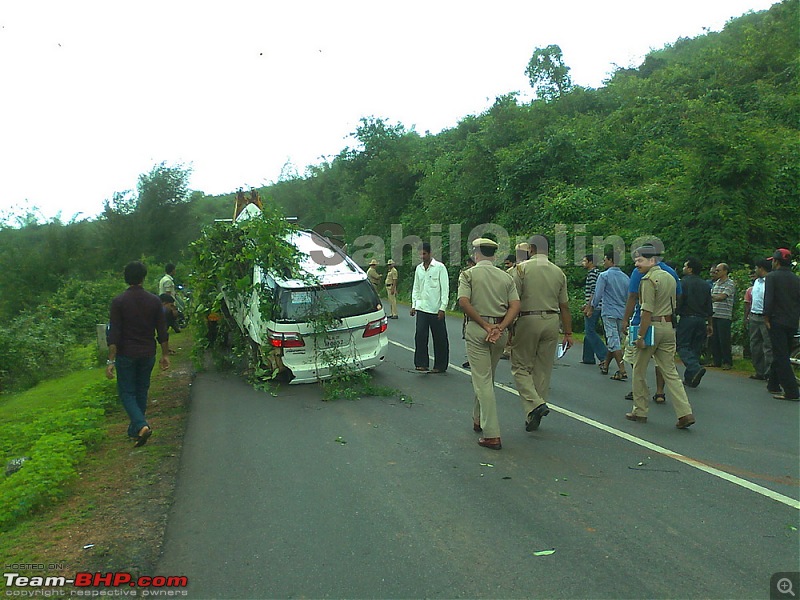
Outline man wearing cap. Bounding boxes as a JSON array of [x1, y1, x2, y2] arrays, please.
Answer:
[[627, 245, 695, 428], [385, 259, 399, 319], [621, 245, 682, 403], [459, 238, 520, 449], [510, 238, 573, 432], [764, 248, 800, 400], [411, 242, 450, 373], [367, 259, 382, 293]]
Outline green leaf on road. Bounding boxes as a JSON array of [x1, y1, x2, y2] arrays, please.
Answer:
[[533, 549, 555, 556]]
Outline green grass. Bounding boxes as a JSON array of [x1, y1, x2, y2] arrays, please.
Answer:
[[0, 367, 103, 421]]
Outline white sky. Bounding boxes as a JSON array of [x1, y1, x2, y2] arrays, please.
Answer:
[[0, 0, 778, 223]]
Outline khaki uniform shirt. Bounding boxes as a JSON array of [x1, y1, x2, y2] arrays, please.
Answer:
[[458, 261, 519, 317], [510, 255, 568, 312], [639, 265, 677, 317], [367, 267, 381, 289], [385, 267, 398, 291]]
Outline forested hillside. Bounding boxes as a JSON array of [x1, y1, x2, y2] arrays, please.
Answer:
[[267, 0, 798, 266]]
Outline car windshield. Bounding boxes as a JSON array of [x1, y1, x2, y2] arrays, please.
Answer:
[[276, 280, 380, 323]]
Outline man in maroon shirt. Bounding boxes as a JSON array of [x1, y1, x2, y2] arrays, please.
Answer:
[[106, 261, 170, 447]]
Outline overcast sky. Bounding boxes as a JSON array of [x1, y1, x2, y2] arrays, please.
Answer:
[[0, 0, 778, 223]]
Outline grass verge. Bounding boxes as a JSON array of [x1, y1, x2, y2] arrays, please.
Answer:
[[0, 329, 194, 590]]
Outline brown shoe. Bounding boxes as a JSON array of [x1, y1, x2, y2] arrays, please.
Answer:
[[676, 414, 696, 429], [134, 425, 152, 447], [478, 437, 502, 450], [625, 412, 647, 423], [473, 420, 482, 432]]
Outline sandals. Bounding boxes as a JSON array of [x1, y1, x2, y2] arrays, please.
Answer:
[[415, 366, 429, 372], [610, 370, 628, 381], [653, 393, 666, 404]]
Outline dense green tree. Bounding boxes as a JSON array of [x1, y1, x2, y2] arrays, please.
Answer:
[[525, 44, 573, 101]]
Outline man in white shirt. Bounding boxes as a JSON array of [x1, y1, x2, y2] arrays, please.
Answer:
[[747, 259, 772, 380], [411, 242, 450, 373], [159, 263, 176, 296]]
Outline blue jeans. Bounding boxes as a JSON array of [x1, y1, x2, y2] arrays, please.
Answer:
[[116, 354, 156, 437], [582, 310, 607, 363], [677, 315, 706, 381]]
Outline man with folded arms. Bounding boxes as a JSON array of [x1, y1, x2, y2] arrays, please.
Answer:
[[459, 238, 520, 450]]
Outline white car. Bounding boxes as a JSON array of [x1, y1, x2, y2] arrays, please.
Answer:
[[225, 205, 388, 383]]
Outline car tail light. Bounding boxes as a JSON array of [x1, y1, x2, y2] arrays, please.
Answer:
[[363, 316, 388, 338], [267, 329, 305, 348]]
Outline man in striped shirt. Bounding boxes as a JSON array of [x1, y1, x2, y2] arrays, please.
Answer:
[[581, 255, 607, 366], [710, 263, 736, 370]]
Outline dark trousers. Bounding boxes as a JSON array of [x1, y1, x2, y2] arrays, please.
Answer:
[[414, 311, 449, 371], [677, 315, 706, 381], [582, 309, 607, 363], [767, 324, 799, 398], [710, 317, 733, 367], [116, 354, 156, 437]]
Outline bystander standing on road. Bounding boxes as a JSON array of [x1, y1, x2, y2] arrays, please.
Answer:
[[677, 257, 713, 388], [107, 261, 170, 447], [458, 238, 520, 450], [710, 263, 736, 370], [581, 255, 607, 366], [747, 259, 773, 381], [411, 242, 450, 373], [764, 248, 800, 401]]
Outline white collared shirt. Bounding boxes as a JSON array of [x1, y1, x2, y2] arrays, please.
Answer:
[[412, 258, 449, 313], [751, 277, 766, 314]]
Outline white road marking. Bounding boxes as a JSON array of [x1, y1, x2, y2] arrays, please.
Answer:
[[389, 339, 800, 510]]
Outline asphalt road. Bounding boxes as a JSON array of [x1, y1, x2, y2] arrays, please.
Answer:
[[158, 311, 799, 599]]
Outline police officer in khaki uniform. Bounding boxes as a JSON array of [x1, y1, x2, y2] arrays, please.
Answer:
[[510, 240, 573, 432], [367, 259, 382, 293], [385, 259, 399, 319], [627, 245, 695, 428], [458, 238, 520, 450]]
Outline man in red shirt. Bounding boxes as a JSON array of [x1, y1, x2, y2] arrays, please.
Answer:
[[106, 261, 170, 447]]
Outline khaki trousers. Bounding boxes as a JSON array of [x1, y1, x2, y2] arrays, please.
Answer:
[[387, 290, 398, 317], [465, 321, 508, 438], [631, 322, 693, 418], [511, 313, 559, 419]]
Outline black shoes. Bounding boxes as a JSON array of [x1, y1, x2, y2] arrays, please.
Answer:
[[686, 367, 706, 388], [525, 404, 550, 431]]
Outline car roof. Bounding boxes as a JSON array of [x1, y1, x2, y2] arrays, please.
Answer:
[[276, 230, 367, 288], [234, 204, 367, 288]]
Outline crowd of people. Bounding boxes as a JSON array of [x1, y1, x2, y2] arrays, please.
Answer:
[[394, 242, 799, 450]]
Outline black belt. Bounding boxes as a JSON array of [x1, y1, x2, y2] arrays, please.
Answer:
[[750, 312, 764, 316], [519, 310, 558, 316]]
